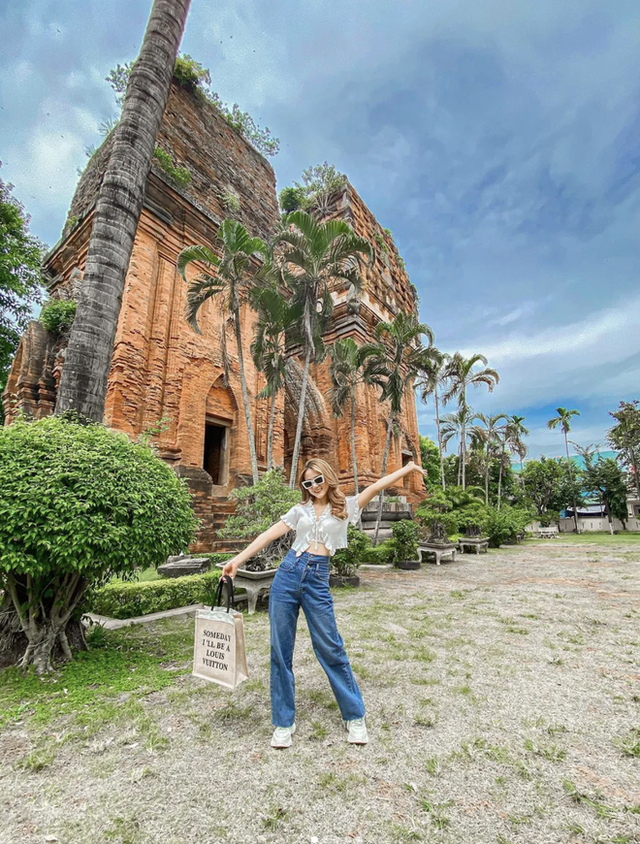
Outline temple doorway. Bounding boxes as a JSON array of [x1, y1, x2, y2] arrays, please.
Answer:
[[203, 420, 228, 485]]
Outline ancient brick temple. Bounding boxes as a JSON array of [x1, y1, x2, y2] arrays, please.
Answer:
[[3, 79, 423, 551]]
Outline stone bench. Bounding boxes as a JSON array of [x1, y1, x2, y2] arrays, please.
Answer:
[[458, 537, 489, 554], [417, 542, 457, 566], [537, 527, 559, 538], [216, 565, 276, 615]]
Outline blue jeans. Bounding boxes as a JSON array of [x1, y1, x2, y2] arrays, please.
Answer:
[[269, 549, 365, 728]]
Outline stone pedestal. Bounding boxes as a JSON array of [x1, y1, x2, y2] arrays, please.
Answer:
[[217, 565, 276, 614], [417, 542, 457, 566], [458, 537, 489, 554]]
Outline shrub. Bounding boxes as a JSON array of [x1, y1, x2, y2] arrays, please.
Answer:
[[39, 299, 77, 334], [391, 520, 419, 565], [0, 416, 198, 672], [331, 525, 371, 576], [87, 570, 221, 619], [362, 540, 395, 565], [483, 506, 535, 547]]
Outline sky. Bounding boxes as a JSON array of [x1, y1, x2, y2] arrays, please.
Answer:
[[1, 0, 639, 460]]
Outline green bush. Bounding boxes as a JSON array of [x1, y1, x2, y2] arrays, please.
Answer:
[[202, 552, 234, 567], [0, 415, 198, 671], [39, 299, 77, 334], [331, 525, 371, 576], [483, 505, 534, 547], [391, 520, 419, 565], [362, 540, 395, 565], [87, 570, 221, 619]]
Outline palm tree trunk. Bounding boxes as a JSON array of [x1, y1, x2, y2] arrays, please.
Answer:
[[497, 440, 506, 510], [351, 385, 359, 496], [56, 0, 191, 420], [234, 314, 259, 484], [434, 387, 445, 490], [461, 420, 467, 490], [289, 348, 311, 486], [266, 390, 276, 471], [564, 431, 579, 533], [373, 411, 395, 545], [484, 446, 490, 506]]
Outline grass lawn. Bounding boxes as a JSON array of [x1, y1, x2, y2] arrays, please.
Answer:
[[1, 541, 639, 844]]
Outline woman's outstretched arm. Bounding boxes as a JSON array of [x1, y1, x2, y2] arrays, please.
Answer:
[[221, 520, 291, 578], [356, 461, 428, 510]]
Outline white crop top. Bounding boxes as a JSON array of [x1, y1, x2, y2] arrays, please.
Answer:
[[280, 496, 361, 557]]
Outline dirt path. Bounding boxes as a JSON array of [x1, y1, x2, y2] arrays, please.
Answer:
[[1, 542, 639, 844]]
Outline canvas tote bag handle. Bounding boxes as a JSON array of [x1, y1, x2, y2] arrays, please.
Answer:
[[213, 574, 234, 613]]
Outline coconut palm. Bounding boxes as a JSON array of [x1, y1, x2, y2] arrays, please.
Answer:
[[470, 412, 508, 505], [250, 285, 300, 470], [367, 311, 435, 544], [273, 210, 372, 485], [443, 353, 499, 490], [328, 338, 386, 497], [505, 414, 529, 499], [415, 348, 449, 489], [547, 407, 581, 532], [177, 220, 270, 484], [56, 0, 192, 420], [440, 405, 474, 486]]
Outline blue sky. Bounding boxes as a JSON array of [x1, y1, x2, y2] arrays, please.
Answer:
[[1, 0, 639, 460]]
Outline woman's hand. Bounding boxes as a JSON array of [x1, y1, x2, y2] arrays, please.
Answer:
[[407, 461, 429, 478], [221, 557, 241, 579]]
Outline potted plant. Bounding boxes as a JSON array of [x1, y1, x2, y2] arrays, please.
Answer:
[[390, 519, 420, 570], [330, 525, 370, 587]]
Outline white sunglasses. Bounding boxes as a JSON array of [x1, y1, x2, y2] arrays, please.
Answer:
[[302, 474, 325, 490]]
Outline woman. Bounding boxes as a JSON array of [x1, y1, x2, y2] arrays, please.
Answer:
[[222, 457, 428, 748]]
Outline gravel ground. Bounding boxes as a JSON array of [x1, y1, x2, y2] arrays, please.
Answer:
[[1, 540, 639, 844]]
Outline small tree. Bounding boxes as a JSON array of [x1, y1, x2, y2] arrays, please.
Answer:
[[0, 416, 198, 673], [0, 165, 46, 424], [577, 447, 630, 532], [607, 400, 640, 500], [217, 468, 300, 569]]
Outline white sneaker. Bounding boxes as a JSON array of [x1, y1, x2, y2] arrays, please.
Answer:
[[271, 723, 296, 748], [345, 717, 368, 744]]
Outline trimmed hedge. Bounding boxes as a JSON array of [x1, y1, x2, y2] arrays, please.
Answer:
[[86, 570, 222, 619], [361, 541, 395, 565]]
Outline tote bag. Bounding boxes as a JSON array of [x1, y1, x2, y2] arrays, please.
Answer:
[[192, 575, 249, 689]]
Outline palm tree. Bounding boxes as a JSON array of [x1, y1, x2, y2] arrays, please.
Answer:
[[274, 210, 372, 485], [328, 338, 386, 497], [504, 414, 529, 502], [547, 407, 581, 532], [440, 405, 474, 486], [443, 353, 499, 490], [368, 311, 434, 544], [56, 0, 192, 420], [177, 220, 269, 484], [416, 348, 449, 489], [250, 285, 299, 470], [470, 412, 507, 505]]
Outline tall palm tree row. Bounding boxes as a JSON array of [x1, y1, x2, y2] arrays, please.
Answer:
[[416, 348, 449, 489], [547, 407, 581, 532], [177, 220, 269, 484], [56, 0, 192, 420], [442, 353, 500, 490], [470, 412, 508, 505], [367, 311, 435, 544], [328, 338, 386, 496], [250, 283, 300, 471], [273, 210, 373, 486]]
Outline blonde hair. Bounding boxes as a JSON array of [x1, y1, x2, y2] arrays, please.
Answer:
[[298, 458, 348, 520]]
